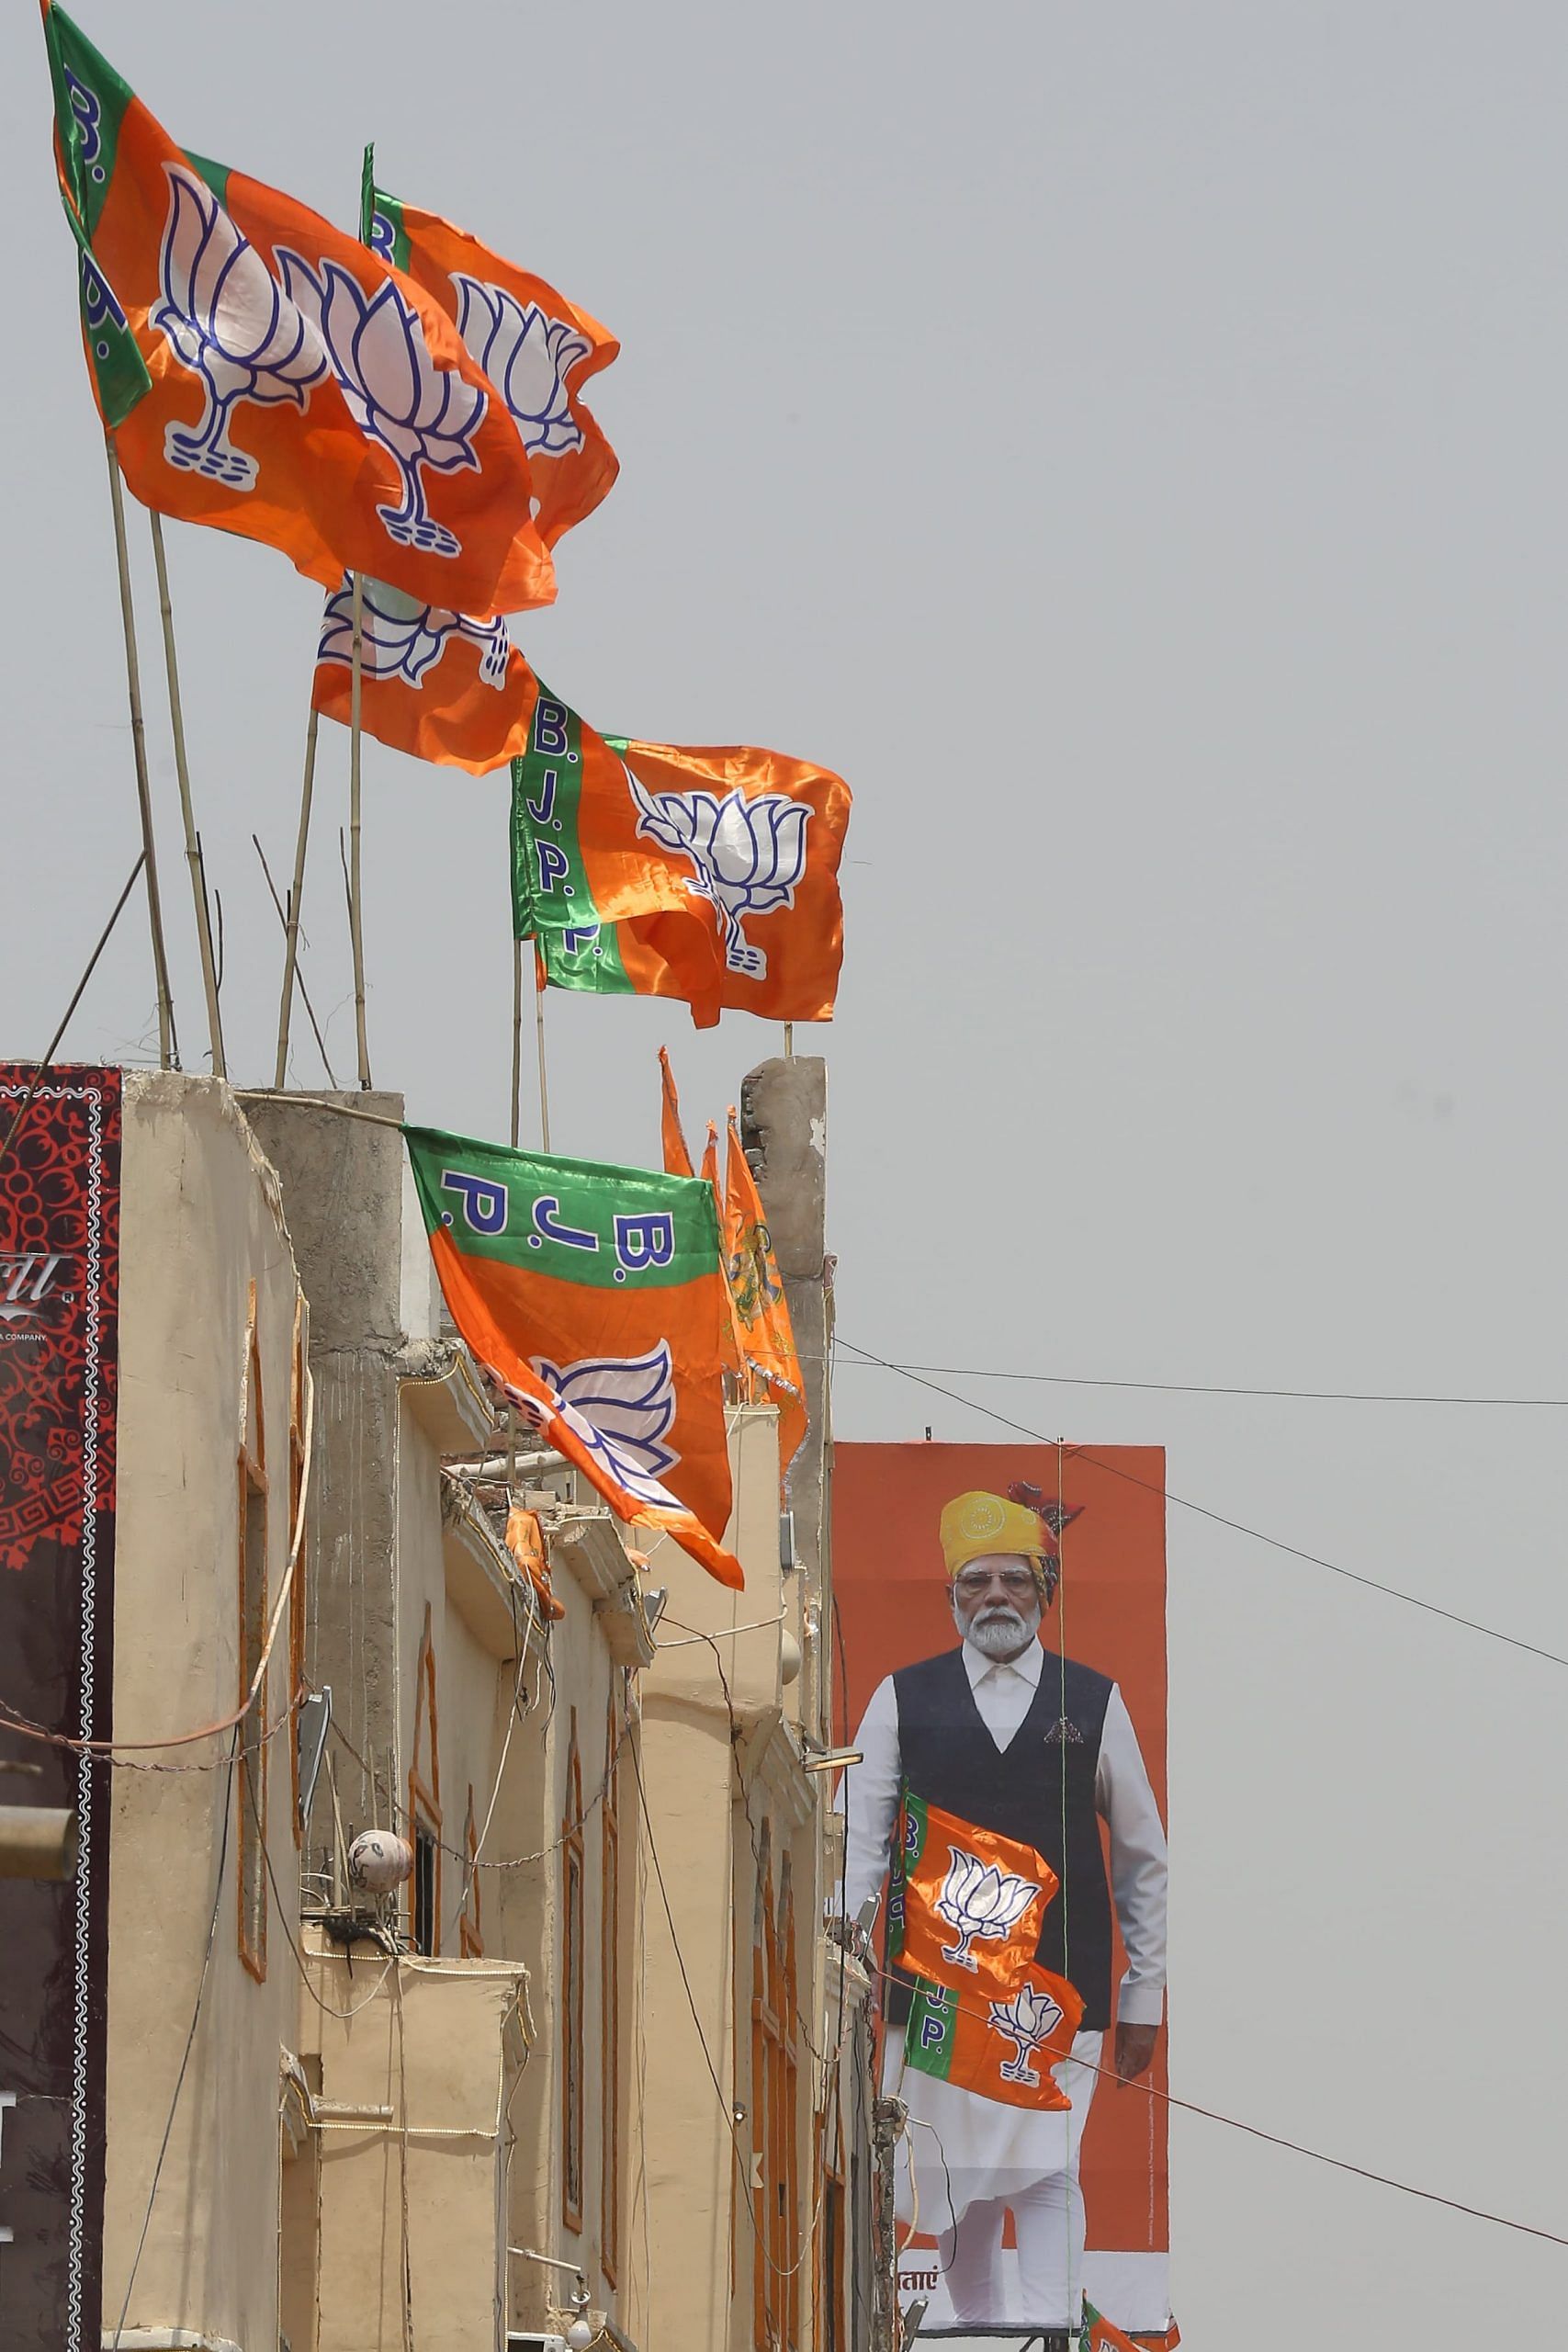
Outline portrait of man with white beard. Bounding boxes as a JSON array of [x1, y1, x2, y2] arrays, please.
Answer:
[[840, 1485, 1168, 2347]]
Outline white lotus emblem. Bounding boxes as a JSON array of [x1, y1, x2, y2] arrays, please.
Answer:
[[932, 1848, 1038, 1973], [453, 277, 590, 460], [531, 1343, 680, 1505], [626, 778, 811, 978], [316, 575, 511, 691], [153, 164, 327, 488], [276, 250, 487, 557], [987, 1980, 1066, 2086]]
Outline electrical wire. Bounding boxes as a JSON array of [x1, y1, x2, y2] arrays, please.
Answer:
[[870, 1959, 1568, 2253], [835, 1353, 1568, 1410], [837, 1338, 1568, 1671]]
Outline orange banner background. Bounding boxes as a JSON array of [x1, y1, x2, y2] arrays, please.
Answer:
[[832, 1441, 1169, 2266]]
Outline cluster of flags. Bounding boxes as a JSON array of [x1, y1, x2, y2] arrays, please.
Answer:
[[48, 0, 851, 1035], [47, 5, 837, 1583], [891, 1792, 1083, 2113], [402, 1051, 807, 1586]]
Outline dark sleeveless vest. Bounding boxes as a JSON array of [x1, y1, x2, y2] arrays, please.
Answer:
[[891, 1646, 1116, 2030]]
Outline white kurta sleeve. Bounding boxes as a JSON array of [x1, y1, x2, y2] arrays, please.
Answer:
[[836, 1673, 904, 1918], [1095, 1682, 1168, 2028]]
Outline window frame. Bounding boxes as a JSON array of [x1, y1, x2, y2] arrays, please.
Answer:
[[408, 1604, 443, 1955], [599, 1699, 622, 2284]]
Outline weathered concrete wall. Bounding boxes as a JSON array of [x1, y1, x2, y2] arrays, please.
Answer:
[[245, 1092, 408, 1840], [105, 1072, 305, 2351], [740, 1056, 831, 1747]]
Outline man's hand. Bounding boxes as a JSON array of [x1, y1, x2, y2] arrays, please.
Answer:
[[1113, 2022, 1158, 2086]]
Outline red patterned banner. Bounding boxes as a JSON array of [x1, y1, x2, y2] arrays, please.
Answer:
[[0, 1066, 121, 2352]]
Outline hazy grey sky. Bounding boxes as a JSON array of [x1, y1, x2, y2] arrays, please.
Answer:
[[6, 5, 1568, 2340]]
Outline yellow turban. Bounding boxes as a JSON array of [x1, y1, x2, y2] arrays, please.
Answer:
[[940, 1490, 1056, 1587]]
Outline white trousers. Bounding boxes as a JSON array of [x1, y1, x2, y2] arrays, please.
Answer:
[[931, 2035, 1103, 2330]]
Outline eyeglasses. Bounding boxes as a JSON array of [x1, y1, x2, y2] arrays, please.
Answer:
[[954, 1567, 1039, 1599]]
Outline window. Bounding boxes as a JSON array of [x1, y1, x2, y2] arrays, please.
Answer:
[[408, 1605, 442, 1955], [237, 1305, 267, 1980], [561, 1712, 585, 2233], [600, 1700, 622, 2282], [459, 1785, 484, 1958], [818, 2109, 846, 2352], [288, 1302, 309, 1844], [752, 1834, 800, 2352]]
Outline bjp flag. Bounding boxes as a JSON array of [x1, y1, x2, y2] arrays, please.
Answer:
[[890, 1789, 1058, 2005], [701, 1118, 745, 1379], [1078, 2300, 1172, 2352], [45, 6, 548, 616], [310, 575, 541, 774], [404, 1125, 742, 1589], [366, 165, 618, 562], [512, 684, 851, 1023], [904, 1968, 1083, 2113], [723, 1109, 807, 1479]]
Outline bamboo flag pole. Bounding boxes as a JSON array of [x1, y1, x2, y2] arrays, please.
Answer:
[[534, 957, 552, 1150], [148, 514, 225, 1080], [347, 572, 372, 1090], [783, 1022, 795, 1060], [511, 938, 524, 1148], [273, 707, 320, 1091], [104, 438, 175, 1069]]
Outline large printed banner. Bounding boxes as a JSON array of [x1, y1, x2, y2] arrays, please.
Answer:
[[0, 1068, 121, 2352], [834, 1443, 1171, 2346]]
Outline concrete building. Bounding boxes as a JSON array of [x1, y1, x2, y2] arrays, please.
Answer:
[[1, 1061, 878, 2352]]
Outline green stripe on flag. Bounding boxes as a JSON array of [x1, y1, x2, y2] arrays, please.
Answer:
[[47, 7, 132, 237], [57, 191, 149, 427], [182, 149, 232, 208], [404, 1126, 722, 1294], [510, 685, 601, 938], [904, 1979, 958, 2084], [536, 923, 635, 997], [367, 179, 411, 273]]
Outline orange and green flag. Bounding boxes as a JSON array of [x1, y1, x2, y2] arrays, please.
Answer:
[[311, 575, 541, 774], [512, 685, 851, 1025], [404, 1125, 741, 1589], [701, 1118, 745, 1379], [45, 6, 549, 615], [890, 1789, 1058, 2005], [365, 165, 619, 562], [723, 1109, 807, 1478], [904, 1968, 1083, 2113], [1077, 2300, 1172, 2352], [659, 1046, 695, 1178]]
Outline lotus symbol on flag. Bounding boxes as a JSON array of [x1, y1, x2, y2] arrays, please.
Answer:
[[276, 251, 487, 556], [317, 576, 512, 690], [933, 1849, 1037, 1972], [627, 780, 811, 978], [988, 1980, 1066, 2086], [454, 278, 591, 460], [531, 1344, 681, 1505], [153, 166, 327, 489]]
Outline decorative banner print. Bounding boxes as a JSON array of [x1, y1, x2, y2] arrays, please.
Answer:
[[310, 573, 539, 774], [512, 686, 850, 1024], [45, 6, 549, 615], [890, 1788, 1058, 2005], [0, 1065, 121, 2352], [904, 1967, 1084, 2113], [367, 171, 619, 563], [403, 1125, 742, 1588]]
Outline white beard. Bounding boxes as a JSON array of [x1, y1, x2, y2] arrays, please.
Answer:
[[963, 1600, 1042, 1659]]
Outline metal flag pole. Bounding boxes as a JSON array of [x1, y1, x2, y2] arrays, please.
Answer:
[[104, 437, 175, 1069], [274, 707, 320, 1091], [346, 572, 372, 1089], [511, 938, 524, 1148], [148, 514, 225, 1079]]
